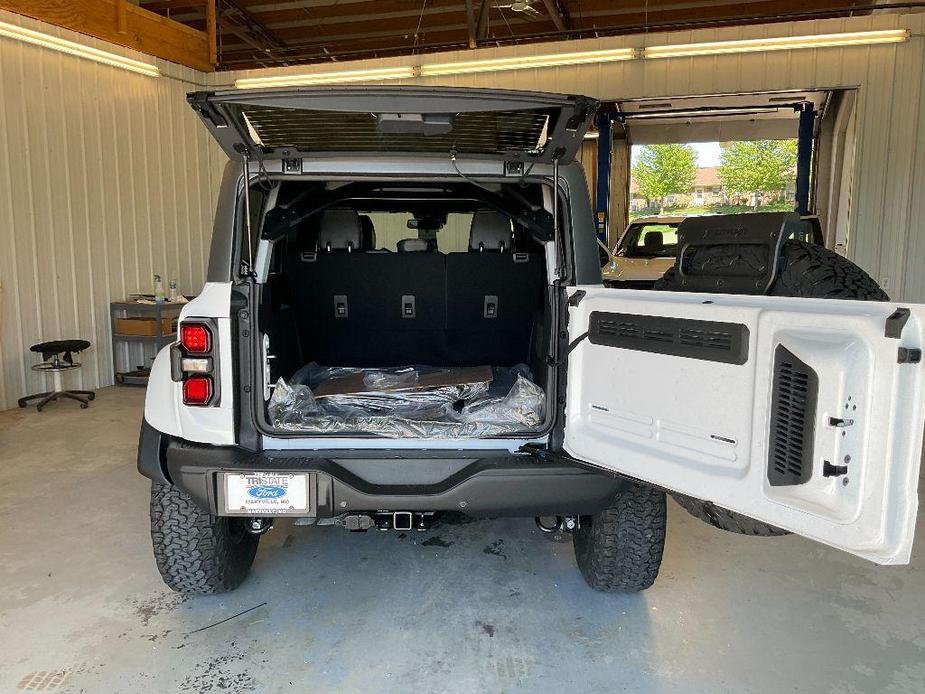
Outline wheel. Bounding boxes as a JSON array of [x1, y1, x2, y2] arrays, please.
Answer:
[[87, 393, 96, 401], [655, 240, 888, 536], [80, 403, 88, 409], [672, 493, 789, 536], [654, 240, 889, 300], [150, 482, 259, 594], [572, 481, 666, 592]]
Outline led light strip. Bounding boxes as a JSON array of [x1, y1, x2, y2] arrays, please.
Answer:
[[645, 29, 909, 59], [235, 66, 415, 89], [231, 29, 909, 89], [0, 19, 160, 77], [419, 47, 636, 77]]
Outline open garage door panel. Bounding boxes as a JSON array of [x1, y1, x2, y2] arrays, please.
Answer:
[[615, 90, 833, 145], [563, 286, 925, 565]]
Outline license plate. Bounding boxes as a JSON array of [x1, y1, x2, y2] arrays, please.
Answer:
[[224, 472, 310, 515]]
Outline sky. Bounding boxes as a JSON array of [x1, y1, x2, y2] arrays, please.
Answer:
[[631, 141, 722, 167]]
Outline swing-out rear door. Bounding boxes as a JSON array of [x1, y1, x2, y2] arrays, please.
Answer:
[[563, 286, 925, 564]]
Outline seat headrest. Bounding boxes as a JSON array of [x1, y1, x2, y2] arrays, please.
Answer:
[[318, 210, 362, 252], [469, 211, 513, 252], [397, 238, 431, 252], [358, 215, 376, 250], [642, 231, 664, 250]]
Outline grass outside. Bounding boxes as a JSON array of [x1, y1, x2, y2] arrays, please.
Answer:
[[629, 202, 795, 219]]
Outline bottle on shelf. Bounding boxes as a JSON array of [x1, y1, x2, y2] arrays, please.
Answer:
[[153, 274, 165, 304], [168, 278, 178, 303]]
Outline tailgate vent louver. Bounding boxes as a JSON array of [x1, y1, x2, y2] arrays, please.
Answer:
[[768, 346, 818, 486], [589, 312, 749, 364]]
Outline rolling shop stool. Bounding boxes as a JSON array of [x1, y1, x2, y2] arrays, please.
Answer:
[[17, 340, 95, 411]]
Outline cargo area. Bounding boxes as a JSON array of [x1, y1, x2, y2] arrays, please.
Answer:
[[253, 179, 555, 438]]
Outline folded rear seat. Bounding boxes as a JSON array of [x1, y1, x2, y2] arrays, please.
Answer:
[[445, 212, 545, 365], [289, 210, 446, 366]]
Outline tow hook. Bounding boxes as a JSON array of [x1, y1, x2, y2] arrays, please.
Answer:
[[245, 517, 273, 535], [535, 515, 580, 533]]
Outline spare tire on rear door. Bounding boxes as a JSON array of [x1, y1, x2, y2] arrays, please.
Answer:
[[655, 240, 888, 536]]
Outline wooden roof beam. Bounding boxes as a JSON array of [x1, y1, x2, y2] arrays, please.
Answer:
[[541, 0, 570, 32], [0, 0, 216, 71]]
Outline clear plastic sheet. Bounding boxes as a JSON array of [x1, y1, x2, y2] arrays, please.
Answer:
[[269, 364, 545, 438]]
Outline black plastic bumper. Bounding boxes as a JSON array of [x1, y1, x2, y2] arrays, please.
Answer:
[[153, 437, 624, 518]]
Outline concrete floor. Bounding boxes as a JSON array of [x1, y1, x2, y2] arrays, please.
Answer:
[[1, 387, 924, 694]]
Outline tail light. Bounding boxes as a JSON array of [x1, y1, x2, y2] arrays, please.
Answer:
[[180, 323, 211, 353], [183, 376, 213, 406], [172, 320, 219, 407]]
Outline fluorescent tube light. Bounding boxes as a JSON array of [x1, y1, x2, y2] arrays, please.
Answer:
[[645, 29, 908, 59], [235, 66, 416, 89], [0, 19, 160, 77], [420, 47, 636, 77]]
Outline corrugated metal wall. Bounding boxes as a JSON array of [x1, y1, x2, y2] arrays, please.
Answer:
[[1, 10, 923, 410], [217, 12, 925, 300], [0, 10, 221, 410]]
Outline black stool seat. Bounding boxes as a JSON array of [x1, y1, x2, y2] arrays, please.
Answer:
[[19, 339, 95, 411], [31, 339, 91, 359]]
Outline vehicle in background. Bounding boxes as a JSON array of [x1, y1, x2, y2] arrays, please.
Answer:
[[601, 214, 825, 288]]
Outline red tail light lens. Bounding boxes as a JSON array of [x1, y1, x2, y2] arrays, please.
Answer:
[[183, 376, 213, 406], [180, 323, 210, 353]]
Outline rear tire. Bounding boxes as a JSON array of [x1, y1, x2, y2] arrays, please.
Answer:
[[573, 482, 666, 592], [655, 240, 888, 536], [150, 482, 259, 594]]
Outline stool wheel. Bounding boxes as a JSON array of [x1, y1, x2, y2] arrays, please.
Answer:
[[80, 403, 89, 409]]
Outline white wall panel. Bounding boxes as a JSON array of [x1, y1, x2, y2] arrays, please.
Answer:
[[0, 10, 222, 410]]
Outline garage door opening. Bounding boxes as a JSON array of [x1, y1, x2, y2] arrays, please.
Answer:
[[590, 89, 859, 257]]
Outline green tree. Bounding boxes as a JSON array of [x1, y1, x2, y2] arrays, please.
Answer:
[[632, 144, 698, 213], [718, 140, 798, 209]]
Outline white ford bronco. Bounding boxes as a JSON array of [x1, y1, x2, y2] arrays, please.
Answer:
[[138, 87, 925, 595]]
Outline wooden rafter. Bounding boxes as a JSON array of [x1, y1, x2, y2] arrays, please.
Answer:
[[0, 0, 216, 71], [541, 0, 570, 33]]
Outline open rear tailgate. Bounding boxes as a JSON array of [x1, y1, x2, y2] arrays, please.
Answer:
[[188, 86, 597, 164]]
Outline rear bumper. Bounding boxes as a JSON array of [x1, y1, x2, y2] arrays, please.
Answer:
[[158, 438, 623, 518]]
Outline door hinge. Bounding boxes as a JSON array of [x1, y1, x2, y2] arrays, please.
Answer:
[[568, 290, 586, 307], [885, 307, 910, 338]]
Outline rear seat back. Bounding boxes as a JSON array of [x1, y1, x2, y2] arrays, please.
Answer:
[[288, 209, 545, 367], [445, 212, 545, 365], [289, 211, 446, 365]]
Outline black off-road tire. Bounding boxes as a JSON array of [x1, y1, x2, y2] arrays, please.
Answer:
[[654, 240, 889, 300], [150, 482, 259, 594], [672, 494, 789, 536], [655, 240, 888, 536], [573, 482, 666, 592]]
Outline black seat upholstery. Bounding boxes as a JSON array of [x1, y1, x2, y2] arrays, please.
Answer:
[[290, 212, 447, 365], [317, 210, 362, 252], [445, 214, 544, 364], [358, 215, 376, 250], [287, 210, 545, 368], [468, 211, 514, 252], [642, 231, 664, 253], [31, 339, 91, 361]]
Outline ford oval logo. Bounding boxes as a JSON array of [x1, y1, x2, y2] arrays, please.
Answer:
[[247, 484, 287, 499]]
